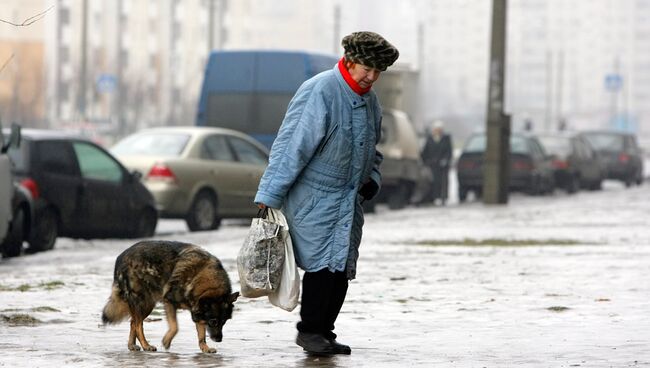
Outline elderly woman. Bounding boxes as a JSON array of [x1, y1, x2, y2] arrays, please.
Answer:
[[255, 31, 399, 355]]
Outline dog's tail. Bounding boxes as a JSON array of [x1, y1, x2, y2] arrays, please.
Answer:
[[102, 284, 130, 324]]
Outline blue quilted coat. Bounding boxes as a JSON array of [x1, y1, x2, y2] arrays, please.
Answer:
[[254, 64, 383, 280]]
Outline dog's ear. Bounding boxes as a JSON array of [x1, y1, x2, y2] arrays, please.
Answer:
[[228, 292, 240, 303]]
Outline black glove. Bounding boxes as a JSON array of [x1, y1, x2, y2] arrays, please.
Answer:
[[359, 180, 379, 201]]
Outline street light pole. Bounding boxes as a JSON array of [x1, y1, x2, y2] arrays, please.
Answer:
[[77, 0, 88, 120], [483, 0, 510, 205]]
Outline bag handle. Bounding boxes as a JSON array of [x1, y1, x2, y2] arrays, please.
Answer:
[[257, 207, 269, 219]]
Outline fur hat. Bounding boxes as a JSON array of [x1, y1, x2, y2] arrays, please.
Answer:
[[341, 31, 399, 71]]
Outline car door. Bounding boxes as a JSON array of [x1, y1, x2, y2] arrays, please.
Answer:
[[34, 140, 84, 235], [576, 138, 599, 181], [199, 134, 248, 216], [529, 138, 553, 187], [71, 141, 129, 237], [226, 136, 268, 216]]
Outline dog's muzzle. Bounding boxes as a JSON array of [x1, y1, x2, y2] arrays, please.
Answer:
[[207, 319, 223, 342]]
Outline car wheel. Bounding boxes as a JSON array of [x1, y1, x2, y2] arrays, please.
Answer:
[[1, 207, 25, 258], [591, 178, 603, 191], [567, 175, 579, 194], [28, 207, 58, 253], [624, 176, 633, 187], [459, 186, 468, 203], [186, 191, 220, 232], [133, 208, 157, 238], [387, 185, 410, 210], [528, 175, 542, 195]]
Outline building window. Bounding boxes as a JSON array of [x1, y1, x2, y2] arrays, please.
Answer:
[[59, 7, 70, 25]]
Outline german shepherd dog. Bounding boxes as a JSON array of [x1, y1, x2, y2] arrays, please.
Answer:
[[102, 240, 239, 353]]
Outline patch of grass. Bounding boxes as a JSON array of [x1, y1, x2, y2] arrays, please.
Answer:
[[32, 306, 60, 313], [1, 313, 41, 325], [414, 238, 585, 247], [0, 281, 65, 292], [39, 281, 64, 290], [547, 306, 570, 312]]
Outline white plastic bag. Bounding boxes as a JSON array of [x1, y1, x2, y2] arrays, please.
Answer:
[[237, 208, 285, 298], [267, 208, 301, 311]]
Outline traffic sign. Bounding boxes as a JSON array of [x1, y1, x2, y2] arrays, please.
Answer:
[[96, 74, 117, 93], [604, 74, 623, 92]]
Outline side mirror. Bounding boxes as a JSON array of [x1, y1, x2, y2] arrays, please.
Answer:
[[1, 122, 21, 153], [131, 170, 143, 182]]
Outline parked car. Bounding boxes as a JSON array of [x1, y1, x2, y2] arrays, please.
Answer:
[[363, 109, 433, 212], [537, 133, 604, 192], [6, 129, 158, 252], [111, 126, 269, 231], [1, 123, 27, 257], [456, 132, 555, 202], [578, 130, 644, 187]]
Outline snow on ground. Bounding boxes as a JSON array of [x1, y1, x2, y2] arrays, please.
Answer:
[[0, 181, 649, 367]]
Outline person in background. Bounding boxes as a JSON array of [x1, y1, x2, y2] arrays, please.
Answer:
[[421, 120, 453, 205], [254, 31, 399, 355]]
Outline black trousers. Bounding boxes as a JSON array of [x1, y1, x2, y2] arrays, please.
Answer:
[[431, 165, 449, 200], [297, 269, 348, 340]]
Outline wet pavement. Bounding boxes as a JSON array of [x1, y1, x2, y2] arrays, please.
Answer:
[[1, 181, 649, 367]]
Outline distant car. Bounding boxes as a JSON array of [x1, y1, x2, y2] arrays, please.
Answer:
[[579, 130, 644, 187], [363, 109, 433, 211], [6, 129, 158, 252], [537, 133, 604, 192], [111, 126, 269, 231], [456, 132, 555, 202]]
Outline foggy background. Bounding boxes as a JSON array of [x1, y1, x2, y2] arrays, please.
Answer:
[[0, 0, 648, 147]]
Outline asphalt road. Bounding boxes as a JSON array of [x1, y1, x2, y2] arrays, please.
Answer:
[[0, 181, 649, 367]]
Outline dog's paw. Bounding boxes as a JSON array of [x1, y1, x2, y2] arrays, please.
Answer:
[[142, 345, 157, 352], [200, 343, 216, 353], [162, 338, 172, 350], [128, 344, 141, 351]]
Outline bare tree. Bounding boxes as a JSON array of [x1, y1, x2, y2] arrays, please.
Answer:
[[0, 6, 54, 126], [0, 5, 54, 27]]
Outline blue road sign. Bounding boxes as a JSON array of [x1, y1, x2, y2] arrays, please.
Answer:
[[96, 74, 117, 93], [604, 74, 623, 92]]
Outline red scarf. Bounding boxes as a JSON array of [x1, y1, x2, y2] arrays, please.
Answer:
[[338, 58, 371, 95]]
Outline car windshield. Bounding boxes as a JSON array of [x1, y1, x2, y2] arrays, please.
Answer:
[[538, 136, 570, 156], [463, 135, 529, 154], [582, 133, 624, 151], [111, 132, 190, 156]]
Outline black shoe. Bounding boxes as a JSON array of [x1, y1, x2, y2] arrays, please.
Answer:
[[327, 339, 351, 355], [296, 332, 335, 355]]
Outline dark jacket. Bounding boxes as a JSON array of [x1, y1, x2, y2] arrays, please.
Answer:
[[422, 134, 452, 168]]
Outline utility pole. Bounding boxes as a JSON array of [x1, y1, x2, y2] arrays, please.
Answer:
[[333, 4, 341, 54], [545, 50, 553, 132], [208, 0, 215, 52], [115, 0, 124, 136], [77, 0, 88, 120], [556, 50, 564, 131], [217, 0, 228, 50], [483, 0, 510, 205]]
